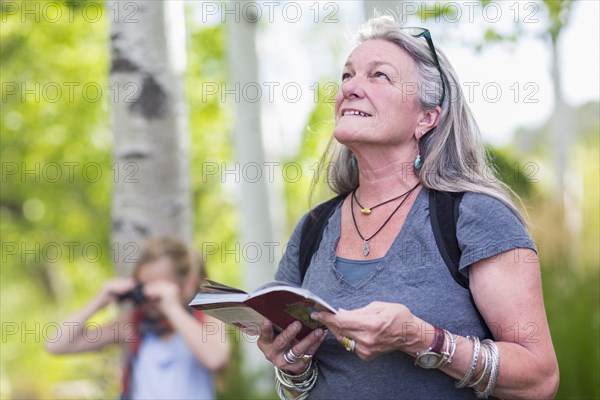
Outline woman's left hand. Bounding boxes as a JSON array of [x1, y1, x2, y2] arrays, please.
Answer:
[[312, 301, 422, 362]]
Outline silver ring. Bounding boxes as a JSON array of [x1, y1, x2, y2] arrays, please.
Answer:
[[349, 339, 356, 353], [283, 348, 302, 364]]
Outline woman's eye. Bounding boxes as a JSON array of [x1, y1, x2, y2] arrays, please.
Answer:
[[341, 72, 352, 82], [374, 71, 389, 80]]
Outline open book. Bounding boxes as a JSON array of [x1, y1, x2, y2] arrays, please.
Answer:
[[189, 280, 337, 339]]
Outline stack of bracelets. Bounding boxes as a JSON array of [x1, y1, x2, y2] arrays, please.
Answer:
[[273, 332, 499, 399], [455, 336, 501, 398], [275, 360, 318, 400]]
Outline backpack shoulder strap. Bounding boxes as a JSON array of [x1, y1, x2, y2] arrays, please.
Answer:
[[430, 190, 493, 338], [298, 194, 346, 283], [429, 190, 468, 289]]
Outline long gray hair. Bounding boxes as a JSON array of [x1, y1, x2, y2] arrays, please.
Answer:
[[320, 15, 522, 217]]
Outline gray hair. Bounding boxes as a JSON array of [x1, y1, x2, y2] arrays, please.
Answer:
[[321, 15, 523, 218]]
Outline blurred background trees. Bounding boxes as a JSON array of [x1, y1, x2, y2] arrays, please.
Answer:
[[1, 1, 598, 398]]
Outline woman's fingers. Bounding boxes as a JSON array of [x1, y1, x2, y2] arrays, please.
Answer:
[[256, 319, 328, 374], [312, 309, 361, 336], [304, 327, 327, 355], [257, 320, 301, 354], [279, 326, 326, 373], [257, 319, 276, 345]]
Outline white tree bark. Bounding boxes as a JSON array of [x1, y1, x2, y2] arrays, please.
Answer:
[[108, 0, 191, 276], [227, 8, 277, 394]]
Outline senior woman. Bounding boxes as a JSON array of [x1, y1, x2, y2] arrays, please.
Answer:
[[257, 16, 559, 399]]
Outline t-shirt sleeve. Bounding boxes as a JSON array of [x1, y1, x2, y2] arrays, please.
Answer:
[[456, 192, 536, 273], [274, 213, 309, 286]]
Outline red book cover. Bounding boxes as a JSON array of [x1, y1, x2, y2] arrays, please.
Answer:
[[189, 280, 337, 339]]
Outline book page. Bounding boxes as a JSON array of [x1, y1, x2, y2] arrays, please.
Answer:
[[199, 304, 267, 336], [189, 292, 248, 306]]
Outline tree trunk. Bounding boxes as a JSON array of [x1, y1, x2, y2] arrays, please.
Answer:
[[227, 9, 278, 394], [108, 0, 191, 276]]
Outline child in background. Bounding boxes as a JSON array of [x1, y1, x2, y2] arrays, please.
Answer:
[[46, 237, 231, 400]]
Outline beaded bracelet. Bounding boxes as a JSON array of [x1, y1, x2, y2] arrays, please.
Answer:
[[455, 336, 481, 389]]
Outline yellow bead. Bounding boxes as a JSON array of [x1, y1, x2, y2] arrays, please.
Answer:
[[361, 208, 371, 215]]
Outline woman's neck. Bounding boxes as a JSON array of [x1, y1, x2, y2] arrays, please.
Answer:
[[353, 148, 420, 203]]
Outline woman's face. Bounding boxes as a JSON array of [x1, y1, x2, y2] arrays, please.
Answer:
[[333, 39, 423, 149]]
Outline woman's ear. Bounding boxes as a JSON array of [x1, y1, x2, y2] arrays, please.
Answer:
[[415, 106, 441, 139]]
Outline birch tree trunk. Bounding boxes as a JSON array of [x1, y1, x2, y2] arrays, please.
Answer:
[[108, 0, 191, 276], [227, 8, 277, 394]]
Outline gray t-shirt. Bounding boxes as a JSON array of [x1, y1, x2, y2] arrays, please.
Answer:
[[275, 188, 536, 399]]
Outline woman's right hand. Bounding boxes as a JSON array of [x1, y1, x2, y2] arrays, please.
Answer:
[[97, 277, 136, 307], [257, 320, 327, 375]]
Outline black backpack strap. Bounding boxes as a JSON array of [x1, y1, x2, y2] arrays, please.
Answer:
[[429, 190, 468, 288], [430, 190, 493, 339], [298, 194, 346, 283]]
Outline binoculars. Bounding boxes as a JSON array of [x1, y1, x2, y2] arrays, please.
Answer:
[[117, 284, 147, 305]]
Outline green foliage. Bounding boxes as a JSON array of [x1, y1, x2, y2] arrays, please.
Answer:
[[543, 267, 600, 399], [185, 22, 240, 286], [2, 1, 598, 398], [417, 4, 457, 22], [486, 146, 535, 198], [544, 0, 574, 41], [281, 81, 336, 231], [1, 1, 117, 397], [1, 2, 238, 398]]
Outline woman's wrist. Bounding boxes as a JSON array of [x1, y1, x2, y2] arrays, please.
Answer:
[[275, 360, 318, 400], [398, 316, 432, 355]]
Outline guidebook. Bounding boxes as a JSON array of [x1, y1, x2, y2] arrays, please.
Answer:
[[189, 280, 337, 339]]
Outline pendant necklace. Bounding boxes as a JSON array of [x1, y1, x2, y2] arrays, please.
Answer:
[[352, 185, 421, 215], [350, 183, 420, 257]]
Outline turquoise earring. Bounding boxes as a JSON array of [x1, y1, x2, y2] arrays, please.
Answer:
[[351, 154, 357, 170], [414, 154, 422, 170], [414, 130, 425, 170]]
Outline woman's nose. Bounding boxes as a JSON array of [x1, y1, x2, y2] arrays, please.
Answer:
[[341, 75, 366, 100]]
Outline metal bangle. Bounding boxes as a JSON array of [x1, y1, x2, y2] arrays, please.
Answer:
[[438, 330, 457, 368], [275, 361, 318, 393], [475, 339, 500, 399], [293, 366, 318, 393], [275, 367, 314, 390], [276, 380, 310, 400], [279, 360, 313, 381], [275, 368, 296, 390], [469, 343, 490, 388], [455, 335, 481, 389], [447, 331, 457, 364]]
